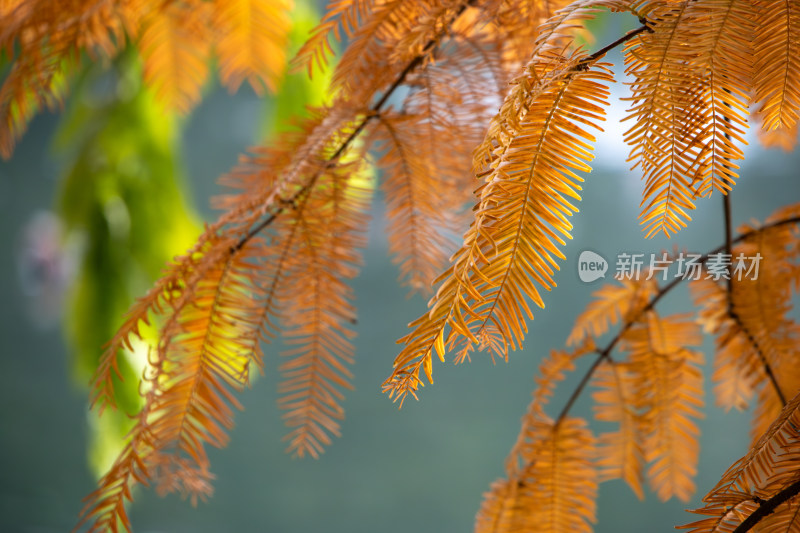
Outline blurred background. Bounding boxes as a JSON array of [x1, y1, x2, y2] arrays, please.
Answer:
[[1, 5, 799, 533]]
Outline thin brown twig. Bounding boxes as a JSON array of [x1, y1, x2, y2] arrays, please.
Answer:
[[554, 214, 800, 425], [732, 317, 788, 406], [721, 194, 787, 406], [733, 477, 800, 533], [230, 1, 474, 253], [576, 18, 653, 71], [236, 9, 651, 254], [723, 194, 734, 295]]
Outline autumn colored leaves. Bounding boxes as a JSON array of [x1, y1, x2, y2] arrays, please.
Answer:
[[0, 0, 292, 157], [4, 0, 800, 531]]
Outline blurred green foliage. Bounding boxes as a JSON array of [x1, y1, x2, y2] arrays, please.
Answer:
[[54, 52, 200, 476], [55, 0, 333, 478]]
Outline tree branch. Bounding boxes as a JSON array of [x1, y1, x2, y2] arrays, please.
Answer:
[[723, 193, 734, 294], [728, 311, 788, 406], [230, 1, 475, 253], [236, 9, 653, 254], [577, 18, 653, 71], [721, 193, 787, 406], [554, 214, 800, 425], [733, 478, 800, 533]]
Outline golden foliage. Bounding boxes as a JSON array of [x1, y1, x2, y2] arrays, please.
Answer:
[[567, 277, 657, 346], [0, 0, 789, 529], [371, 113, 457, 294], [476, 417, 597, 533], [0, 0, 133, 158], [512, 416, 598, 533], [486, 201, 800, 532], [472, 0, 639, 172], [212, 0, 292, 94], [368, 35, 503, 294], [78, 233, 270, 532], [385, 50, 614, 404], [505, 339, 596, 471], [623, 1, 697, 240], [476, 343, 598, 533], [80, 104, 373, 528], [753, 0, 800, 133], [78, 0, 535, 523], [682, 0, 754, 199], [619, 312, 704, 502], [277, 160, 372, 458], [682, 390, 800, 533], [592, 358, 646, 499], [692, 206, 800, 442], [623, 0, 751, 237], [0, 0, 291, 158], [733, 217, 800, 440], [138, 3, 212, 114], [291, 0, 375, 76], [618, 0, 800, 238], [755, 103, 800, 151], [327, 1, 461, 101], [692, 278, 760, 413]]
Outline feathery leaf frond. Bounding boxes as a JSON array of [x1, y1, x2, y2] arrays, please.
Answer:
[[326, 0, 431, 100], [371, 114, 456, 294], [692, 278, 759, 413], [733, 223, 800, 439], [477, 342, 598, 533], [477, 413, 598, 533], [0, 0, 135, 158], [623, 1, 700, 238], [689, 203, 800, 435], [0, 0, 292, 158], [568, 277, 657, 346], [82, 97, 375, 527], [212, 0, 292, 95], [291, 0, 375, 76], [367, 33, 503, 295], [473, 0, 640, 171], [512, 340, 596, 466], [386, 50, 613, 404], [78, 234, 270, 532], [755, 102, 800, 150], [753, 0, 800, 133], [682, 390, 800, 533], [683, 0, 754, 199], [278, 159, 372, 458], [623, 0, 756, 236], [474, 0, 629, 69], [89, 229, 228, 412], [138, 2, 212, 114], [593, 358, 646, 499], [621, 312, 704, 502]]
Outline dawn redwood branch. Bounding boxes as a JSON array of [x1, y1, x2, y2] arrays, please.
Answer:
[[728, 310, 788, 406], [231, 1, 475, 253], [554, 214, 800, 426], [235, 13, 653, 254], [724, 193, 734, 294], [722, 193, 787, 406], [577, 19, 653, 71], [733, 478, 800, 533]]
